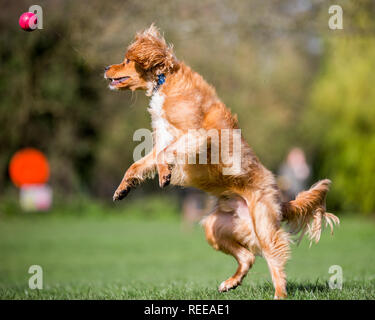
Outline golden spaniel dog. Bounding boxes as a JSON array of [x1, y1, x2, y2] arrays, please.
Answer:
[[104, 25, 339, 299]]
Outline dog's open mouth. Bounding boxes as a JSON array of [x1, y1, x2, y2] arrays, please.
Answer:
[[108, 76, 130, 86]]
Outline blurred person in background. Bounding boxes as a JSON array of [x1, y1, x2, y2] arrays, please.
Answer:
[[179, 188, 215, 230], [278, 147, 310, 201]]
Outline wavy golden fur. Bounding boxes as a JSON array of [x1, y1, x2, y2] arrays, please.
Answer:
[[104, 24, 339, 299]]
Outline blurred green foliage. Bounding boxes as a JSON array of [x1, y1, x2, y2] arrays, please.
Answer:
[[307, 37, 375, 214], [305, 1, 375, 214], [0, 0, 374, 214]]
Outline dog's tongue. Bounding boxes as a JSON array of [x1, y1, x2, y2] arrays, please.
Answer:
[[112, 79, 122, 85], [112, 77, 129, 85]]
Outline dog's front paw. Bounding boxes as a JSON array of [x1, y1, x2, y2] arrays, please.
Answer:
[[113, 186, 131, 201], [158, 164, 172, 188], [159, 173, 171, 188]]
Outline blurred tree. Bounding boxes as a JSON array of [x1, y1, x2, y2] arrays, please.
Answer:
[[304, 0, 375, 214]]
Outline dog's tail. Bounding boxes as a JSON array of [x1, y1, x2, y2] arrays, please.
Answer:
[[281, 179, 339, 244]]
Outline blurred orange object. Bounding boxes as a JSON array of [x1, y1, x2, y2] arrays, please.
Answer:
[[9, 148, 50, 187]]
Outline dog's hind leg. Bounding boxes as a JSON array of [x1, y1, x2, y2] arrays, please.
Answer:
[[264, 248, 288, 299], [217, 240, 255, 292], [249, 198, 290, 299], [263, 234, 289, 299], [202, 196, 255, 292]]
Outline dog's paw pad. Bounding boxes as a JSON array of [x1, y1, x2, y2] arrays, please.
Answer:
[[160, 174, 171, 188], [113, 187, 130, 201]]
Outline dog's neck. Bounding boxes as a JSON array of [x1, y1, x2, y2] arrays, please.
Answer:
[[146, 74, 166, 96]]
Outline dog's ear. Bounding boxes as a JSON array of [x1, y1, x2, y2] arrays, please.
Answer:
[[126, 24, 177, 74]]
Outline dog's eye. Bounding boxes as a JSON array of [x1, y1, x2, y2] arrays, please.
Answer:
[[125, 59, 130, 64]]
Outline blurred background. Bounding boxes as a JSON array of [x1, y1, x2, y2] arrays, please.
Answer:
[[0, 0, 374, 299]]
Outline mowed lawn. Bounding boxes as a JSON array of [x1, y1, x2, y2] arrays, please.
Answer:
[[0, 206, 374, 300]]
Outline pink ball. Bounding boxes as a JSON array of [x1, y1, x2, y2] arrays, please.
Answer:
[[19, 12, 38, 32]]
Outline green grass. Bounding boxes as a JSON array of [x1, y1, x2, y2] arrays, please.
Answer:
[[0, 205, 374, 299]]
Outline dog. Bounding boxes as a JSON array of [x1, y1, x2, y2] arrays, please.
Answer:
[[104, 24, 339, 299]]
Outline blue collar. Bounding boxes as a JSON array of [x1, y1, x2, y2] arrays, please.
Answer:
[[157, 74, 166, 86], [154, 74, 166, 92]]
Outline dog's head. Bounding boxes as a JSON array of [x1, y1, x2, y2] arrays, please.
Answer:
[[104, 24, 178, 93]]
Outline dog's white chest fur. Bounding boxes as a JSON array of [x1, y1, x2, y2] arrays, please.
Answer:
[[148, 91, 175, 153]]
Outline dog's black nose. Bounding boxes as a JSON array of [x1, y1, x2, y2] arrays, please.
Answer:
[[104, 66, 110, 71]]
